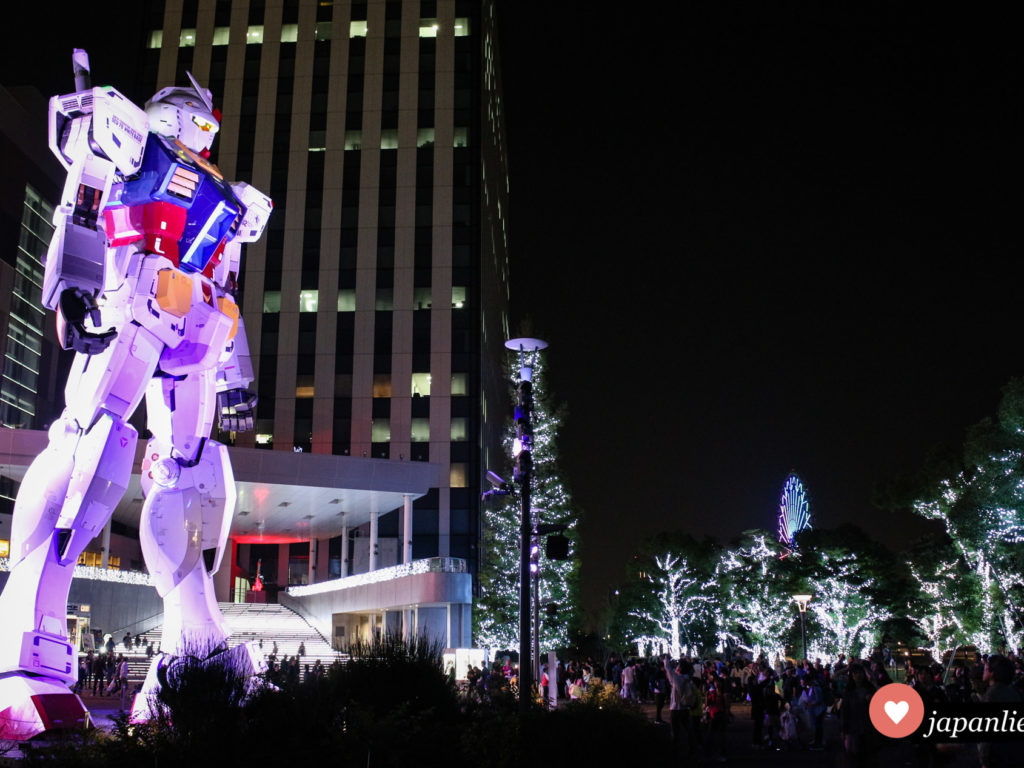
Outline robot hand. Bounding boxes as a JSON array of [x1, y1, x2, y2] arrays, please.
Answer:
[[56, 288, 117, 354], [217, 388, 257, 432]]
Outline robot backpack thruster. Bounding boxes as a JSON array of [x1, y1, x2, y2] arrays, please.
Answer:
[[0, 50, 272, 739]]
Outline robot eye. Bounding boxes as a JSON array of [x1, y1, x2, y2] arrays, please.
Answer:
[[191, 115, 219, 133]]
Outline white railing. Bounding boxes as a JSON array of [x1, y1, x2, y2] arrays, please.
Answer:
[[0, 558, 154, 586], [286, 556, 467, 598]]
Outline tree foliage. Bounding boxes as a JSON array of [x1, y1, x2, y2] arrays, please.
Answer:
[[911, 378, 1024, 653], [475, 358, 580, 654]]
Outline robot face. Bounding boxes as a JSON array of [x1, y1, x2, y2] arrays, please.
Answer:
[[145, 76, 220, 154]]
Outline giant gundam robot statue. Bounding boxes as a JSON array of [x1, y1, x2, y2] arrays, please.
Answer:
[[0, 51, 271, 739]]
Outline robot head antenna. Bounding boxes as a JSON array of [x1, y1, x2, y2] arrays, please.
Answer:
[[145, 72, 220, 155]]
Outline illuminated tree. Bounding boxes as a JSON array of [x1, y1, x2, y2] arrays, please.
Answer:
[[474, 358, 580, 655], [912, 379, 1024, 653], [610, 534, 719, 658], [715, 531, 794, 661], [804, 549, 891, 659]]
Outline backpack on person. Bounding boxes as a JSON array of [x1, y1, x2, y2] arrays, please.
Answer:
[[680, 677, 698, 709]]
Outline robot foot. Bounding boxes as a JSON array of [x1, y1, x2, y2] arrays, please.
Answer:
[[130, 641, 269, 723], [0, 674, 89, 741]]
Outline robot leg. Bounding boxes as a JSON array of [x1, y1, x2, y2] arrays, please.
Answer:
[[138, 369, 234, 657], [0, 325, 158, 739]]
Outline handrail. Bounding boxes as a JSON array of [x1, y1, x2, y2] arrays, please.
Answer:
[[285, 556, 468, 598]]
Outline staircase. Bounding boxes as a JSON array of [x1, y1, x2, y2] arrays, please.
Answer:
[[91, 603, 343, 686]]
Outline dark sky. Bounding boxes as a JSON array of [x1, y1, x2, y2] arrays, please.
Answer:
[[3, 9, 1022, 623], [497, 12, 1023, 616]]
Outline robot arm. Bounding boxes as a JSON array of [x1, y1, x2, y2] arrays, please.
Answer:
[[44, 51, 149, 352], [215, 295, 257, 432]]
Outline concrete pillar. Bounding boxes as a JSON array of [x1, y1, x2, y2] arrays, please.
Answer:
[[307, 538, 317, 585], [369, 507, 378, 572], [341, 525, 349, 577], [403, 493, 412, 564], [100, 519, 111, 568], [277, 543, 289, 587]]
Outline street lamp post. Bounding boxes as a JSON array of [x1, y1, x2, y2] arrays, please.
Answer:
[[506, 337, 547, 713], [793, 594, 812, 662]]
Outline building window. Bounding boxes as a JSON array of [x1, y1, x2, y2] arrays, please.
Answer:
[[344, 130, 362, 150], [419, 19, 439, 37], [375, 288, 393, 311], [454, 18, 470, 36], [281, 23, 299, 42], [180, 28, 197, 47], [372, 374, 392, 398], [411, 372, 431, 397], [452, 286, 466, 308], [212, 26, 231, 45], [315, 21, 333, 41], [371, 418, 391, 442], [410, 418, 430, 442], [336, 289, 356, 312], [450, 417, 468, 441], [263, 291, 281, 313], [380, 129, 399, 150], [413, 287, 431, 309], [350, 20, 368, 37], [417, 128, 435, 148], [247, 25, 264, 44], [450, 463, 468, 488], [454, 127, 468, 148], [148, 30, 163, 49], [299, 290, 318, 312], [451, 372, 468, 396]]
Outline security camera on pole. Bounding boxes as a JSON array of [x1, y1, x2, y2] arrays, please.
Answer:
[[506, 337, 546, 712]]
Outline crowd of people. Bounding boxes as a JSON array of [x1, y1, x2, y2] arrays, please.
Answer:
[[466, 647, 1024, 766]]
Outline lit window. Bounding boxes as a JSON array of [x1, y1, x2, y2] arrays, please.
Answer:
[[299, 290, 319, 312], [417, 128, 435, 148], [263, 291, 281, 313], [296, 386, 315, 398], [255, 433, 273, 445], [315, 21, 332, 41], [148, 30, 163, 49], [0, 539, 9, 558], [450, 417, 468, 441], [212, 27, 231, 45], [380, 129, 398, 150], [451, 373, 468, 396], [453, 127, 468, 148], [410, 418, 430, 442], [350, 20, 368, 37], [180, 28, 197, 47], [452, 286, 466, 309], [419, 19, 439, 37], [344, 130, 362, 150], [372, 374, 392, 398], [371, 418, 391, 442], [281, 23, 298, 43], [411, 372, 431, 397], [450, 463, 469, 488], [413, 287, 431, 309], [247, 25, 264, 44], [309, 129, 326, 152], [454, 18, 470, 36], [337, 289, 356, 312]]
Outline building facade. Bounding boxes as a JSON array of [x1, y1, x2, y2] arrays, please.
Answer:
[[132, 0, 512, 637]]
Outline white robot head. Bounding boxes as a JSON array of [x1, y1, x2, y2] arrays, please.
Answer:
[[145, 72, 220, 155]]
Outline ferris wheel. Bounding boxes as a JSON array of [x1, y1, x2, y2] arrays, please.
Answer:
[[778, 473, 811, 546]]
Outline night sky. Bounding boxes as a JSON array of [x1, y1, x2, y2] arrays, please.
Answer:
[[497, 13, 1023, 615], [3, 9, 1023, 622]]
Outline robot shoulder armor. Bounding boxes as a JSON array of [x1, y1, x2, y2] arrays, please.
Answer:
[[230, 182, 273, 243]]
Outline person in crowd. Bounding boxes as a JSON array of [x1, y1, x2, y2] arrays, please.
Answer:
[[979, 654, 1023, 768], [841, 663, 876, 767], [664, 655, 697, 759], [705, 673, 731, 762]]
